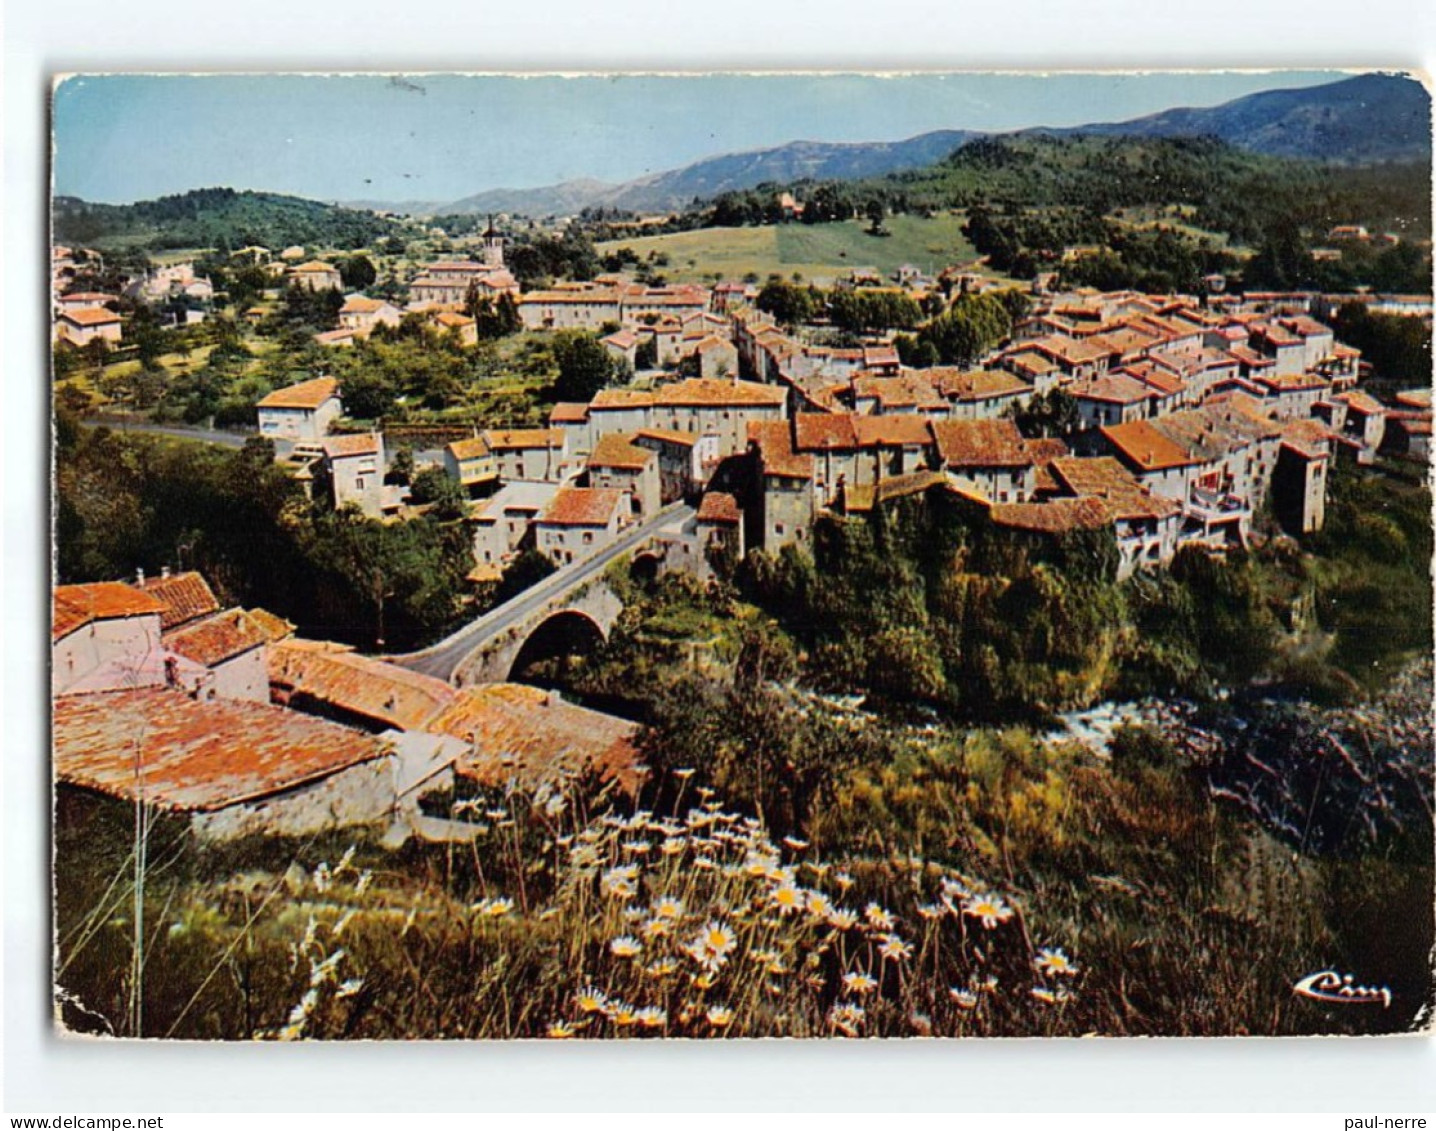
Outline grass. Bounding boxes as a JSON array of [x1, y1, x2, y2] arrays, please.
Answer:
[[598, 214, 1011, 286]]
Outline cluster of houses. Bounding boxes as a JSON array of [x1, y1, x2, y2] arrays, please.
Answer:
[[251, 270, 1428, 589], [52, 569, 644, 842]]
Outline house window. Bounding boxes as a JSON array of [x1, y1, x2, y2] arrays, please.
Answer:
[[775, 522, 785, 535], [356, 477, 365, 490], [583, 531, 594, 544]]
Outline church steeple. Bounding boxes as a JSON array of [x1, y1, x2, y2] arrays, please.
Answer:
[[482, 214, 504, 268]]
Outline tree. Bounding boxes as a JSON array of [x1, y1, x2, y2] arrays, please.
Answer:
[[408, 466, 467, 521], [865, 199, 888, 237], [551, 331, 621, 402], [340, 255, 378, 291], [920, 292, 1012, 366]]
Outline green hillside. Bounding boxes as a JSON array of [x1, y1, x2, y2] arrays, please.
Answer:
[[597, 213, 991, 285], [53, 187, 412, 252]]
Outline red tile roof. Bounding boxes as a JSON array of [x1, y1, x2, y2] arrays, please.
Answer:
[[136, 572, 221, 631], [257, 376, 340, 411], [989, 497, 1112, 534], [322, 433, 381, 459], [481, 428, 562, 451], [447, 436, 492, 461], [854, 415, 934, 448], [794, 413, 860, 451], [54, 583, 166, 641], [427, 683, 643, 795], [656, 378, 786, 408], [54, 688, 390, 811], [748, 421, 814, 479], [269, 640, 456, 731], [932, 419, 1031, 468], [539, 487, 625, 527], [549, 403, 591, 424], [1101, 419, 1194, 472], [60, 307, 121, 327], [164, 609, 269, 667], [696, 491, 742, 525], [588, 433, 654, 471], [634, 427, 698, 448], [590, 389, 655, 410], [340, 295, 390, 314]]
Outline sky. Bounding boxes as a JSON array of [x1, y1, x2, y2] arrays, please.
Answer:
[[52, 70, 1352, 207]]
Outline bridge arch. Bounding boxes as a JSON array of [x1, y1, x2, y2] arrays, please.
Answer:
[[505, 608, 608, 684], [628, 550, 663, 586]]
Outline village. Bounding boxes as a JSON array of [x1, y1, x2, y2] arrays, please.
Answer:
[[48, 205, 1435, 845]]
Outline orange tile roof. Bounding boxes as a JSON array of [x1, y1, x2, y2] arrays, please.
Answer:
[[854, 415, 934, 448], [588, 433, 654, 470], [427, 684, 643, 795], [1049, 457, 1181, 521], [794, 413, 860, 450], [291, 261, 339, 274], [164, 609, 269, 667], [696, 491, 742, 525], [246, 607, 296, 642], [935, 368, 1031, 402], [590, 389, 655, 410], [257, 376, 340, 411], [655, 378, 786, 408], [54, 583, 166, 641], [932, 419, 1031, 468], [539, 486, 625, 527], [60, 307, 121, 326], [269, 639, 456, 731], [1336, 391, 1385, 415], [989, 497, 1112, 534], [447, 436, 492, 461], [549, 403, 590, 424], [1101, 419, 1197, 472], [634, 427, 698, 448], [481, 428, 562, 450], [136, 572, 220, 631], [1069, 372, 1154, 405], [322, 433, 381, 459], [340, 295, 389, 314], [748, 421, 814, 479], [54, 688, 390, 811], [433, 311, 475, 328]]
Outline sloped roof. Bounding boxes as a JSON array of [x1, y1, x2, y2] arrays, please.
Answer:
[[932, 419, 1031, 468], [427, 683, 642, 794], [446, 436, 492, 461], [54, 688, 390, 811], [257, 376, 340, 411], [322, 433, 381, 459], [655, 378, 785, 408], [588, 433, 654, 471], [1101, 419, 1195, 472], [136, 572, 221, 631], [747, 420, 814, 479], [989, 497, 1112, 534], [269, 639, 457, 732], [54, 583, 166, 641], [164, 609, 270, 667], [695, 491, 742, 525], [539, 486, 625, 527]]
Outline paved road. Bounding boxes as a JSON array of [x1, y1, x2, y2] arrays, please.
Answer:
[[81, 418, 259, 450], [388, 501, 694, 682]]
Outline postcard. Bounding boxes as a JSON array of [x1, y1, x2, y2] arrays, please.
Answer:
[[49, 70, 1434, 1040]]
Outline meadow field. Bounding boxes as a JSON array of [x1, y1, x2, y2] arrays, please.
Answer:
[[598, 214, 1002, 285]]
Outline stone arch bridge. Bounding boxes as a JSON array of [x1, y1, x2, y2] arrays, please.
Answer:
[[386, 502, 693, 685]]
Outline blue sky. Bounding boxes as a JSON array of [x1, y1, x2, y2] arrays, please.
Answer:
[[53, 71, 1349, 206]]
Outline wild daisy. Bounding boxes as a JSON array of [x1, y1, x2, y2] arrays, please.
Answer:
[[547, 1020, 576, 1038], [877, 934, 913, 963], [962, 892, 1015, 929], [1035, 947, 1078, 977], [916, 902, 946, 921], [609, 935, 643, 958], [575, 986, 608, 1014], [865, 903, 896, 930], [949, 987, 979, 1010], [829, 1001, 866, 1037], [842, 971, 879, 996], [483, 897, 514, 917], [645, 957, 678, 978], [609, 1002, 640, 1027], [636, 1006, 667, 1029], [705, 1005, 734, 1028], [641, 917, 672, 941], [659, 838, 687, 857], [834, 871, 855, 891], [336, 978, 363, 999], [651, 896, 684, 920], [827, 908, 859, 931], [805, 891, 833, 918], [769, 884, 804, 916], [781, 835, 810, 851]]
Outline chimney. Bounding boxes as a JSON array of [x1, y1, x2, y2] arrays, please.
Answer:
[[135, 567, 145, 586], [161, 565, 171, 579]]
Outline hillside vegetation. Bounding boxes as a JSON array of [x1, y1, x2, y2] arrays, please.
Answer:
[[53, 187, 411, 252]]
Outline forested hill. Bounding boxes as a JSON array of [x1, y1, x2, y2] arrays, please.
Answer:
[[52, 188, 411, 251], [709, 134, 1433, 245]]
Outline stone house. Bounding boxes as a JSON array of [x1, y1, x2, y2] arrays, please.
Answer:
[[257, 376, 343, 442], [534, 487, 627, 566]]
